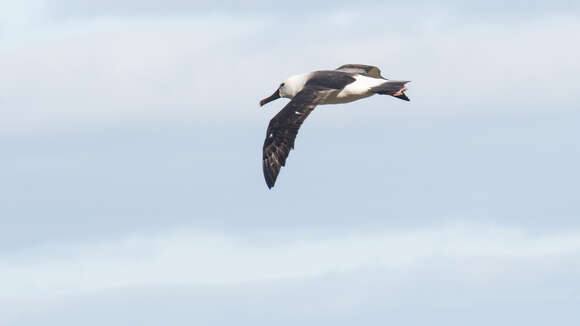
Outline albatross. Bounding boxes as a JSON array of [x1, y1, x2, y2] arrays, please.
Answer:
[[260, 64, 410, 189]]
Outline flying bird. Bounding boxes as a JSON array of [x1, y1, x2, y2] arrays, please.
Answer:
[[260, 64, 410, 189]]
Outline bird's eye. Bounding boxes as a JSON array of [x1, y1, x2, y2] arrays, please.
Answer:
[[280, 83, 285, 87]]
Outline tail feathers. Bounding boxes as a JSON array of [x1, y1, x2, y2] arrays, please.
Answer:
[[371, 80, 410, 101], [394, 92, 410, 101]]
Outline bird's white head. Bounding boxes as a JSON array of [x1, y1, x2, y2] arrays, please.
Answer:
[[259, 73, 309, 107], [280, 74, 308, 98]]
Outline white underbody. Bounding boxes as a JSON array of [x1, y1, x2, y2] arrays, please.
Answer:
[[322, 75, 385, 104]]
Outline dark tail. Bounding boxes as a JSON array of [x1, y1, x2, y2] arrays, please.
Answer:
[[371, 80, 410, 101], [393, 93, 410, 101]]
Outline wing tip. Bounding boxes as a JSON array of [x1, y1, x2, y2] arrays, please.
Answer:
[[265, 175, 276, 189], [263, 161, 277, 189]]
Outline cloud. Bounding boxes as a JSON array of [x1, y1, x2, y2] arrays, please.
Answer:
[[0, 1, 45, 26], [2, 223, 579, 302], [1, 10, 579, 133], [38, 0, 580, 20], [2, 222, 580, 325], [0, 16, 270, 132]]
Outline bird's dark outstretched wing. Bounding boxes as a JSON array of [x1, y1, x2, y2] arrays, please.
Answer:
[[335, 64, 385, 79], [262, 86, 333, 189]]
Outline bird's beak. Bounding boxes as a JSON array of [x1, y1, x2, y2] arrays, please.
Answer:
[[259, 89, 281, 107]]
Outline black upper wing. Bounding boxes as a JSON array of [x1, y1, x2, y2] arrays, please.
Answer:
[[262, 86, 333, 189], [304, 71, 356, 90], [335, 64, 385, 79]]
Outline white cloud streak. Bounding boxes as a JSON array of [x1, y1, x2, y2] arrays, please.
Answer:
[[2, 223, 579, 303]]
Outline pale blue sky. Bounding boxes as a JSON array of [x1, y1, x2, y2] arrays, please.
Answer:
[[1, 1, 580, 325]]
